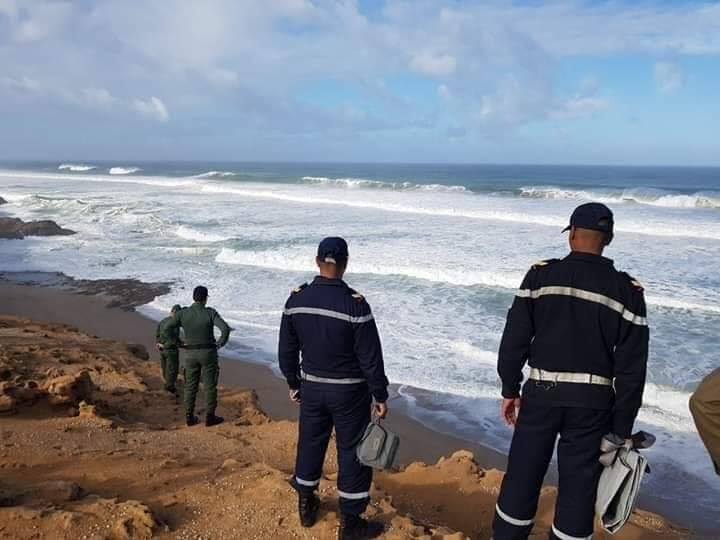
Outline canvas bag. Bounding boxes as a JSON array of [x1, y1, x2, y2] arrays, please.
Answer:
[[595, 432, 654, 534], [356, 419, 400, 470]]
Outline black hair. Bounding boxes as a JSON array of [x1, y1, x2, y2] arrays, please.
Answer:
[[193, 286, 209, 302]]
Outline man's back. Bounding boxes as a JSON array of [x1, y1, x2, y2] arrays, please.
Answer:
[[177, 302, 230, 348], [157, 316, 180, 347]]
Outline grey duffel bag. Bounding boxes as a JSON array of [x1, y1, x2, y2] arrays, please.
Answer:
[[356, 419, 400, 470]]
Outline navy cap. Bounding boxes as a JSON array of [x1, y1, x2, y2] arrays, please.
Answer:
[[317, 237, 349, 264], [562, 203, 614, 235]]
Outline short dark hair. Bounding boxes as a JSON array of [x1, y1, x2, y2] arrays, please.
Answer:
[[193, 286, 208, 302]]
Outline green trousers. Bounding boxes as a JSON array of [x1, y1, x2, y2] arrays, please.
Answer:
[[160, 348, 179, 390], [184, 350, 219, 417], [690, 368, 720, 475]]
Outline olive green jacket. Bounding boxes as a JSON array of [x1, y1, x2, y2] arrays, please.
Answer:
[[172, 302, 231, 349], [156, 316, 181, 349]]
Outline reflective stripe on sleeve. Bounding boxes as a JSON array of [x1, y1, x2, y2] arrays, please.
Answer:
[[295, 476, 321, 487], [337, 489, 370, 500], [284, 307, 373, 324], [551, 524, 592, 540], [516, 286, 647, 326], [495, 504, 534, 527]]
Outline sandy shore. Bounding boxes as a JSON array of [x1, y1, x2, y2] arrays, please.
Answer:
[[0, 277, 704, 538]]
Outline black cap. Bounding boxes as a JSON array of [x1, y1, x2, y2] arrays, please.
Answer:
[[317, 237, 349, 264], [193, 285, 208, 302], [562, 202, 614, 236]]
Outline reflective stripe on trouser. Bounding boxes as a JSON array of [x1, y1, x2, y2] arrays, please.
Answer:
[[492, 400, 611, 540], [183, 350, 219, 416], [291, 382, 372, 515]]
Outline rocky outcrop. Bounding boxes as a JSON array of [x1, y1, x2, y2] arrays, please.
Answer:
[[0, 197, 7, 205], [42, 371, 94, 405], [0, 217, 75, 239]]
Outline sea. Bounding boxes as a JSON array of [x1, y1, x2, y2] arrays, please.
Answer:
[[1, 162, 718, 526]]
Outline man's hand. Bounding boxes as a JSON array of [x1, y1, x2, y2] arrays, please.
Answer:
[[289, 389, 301, 404], [374, 401, 388, 419], [501, 398, 521, 427], [156, 343, 164, 351]]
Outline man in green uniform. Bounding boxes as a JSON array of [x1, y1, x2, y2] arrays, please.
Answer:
[[172, 286, 231, 427], [690, 368, 720, 475], [156, 304, 183, 394]]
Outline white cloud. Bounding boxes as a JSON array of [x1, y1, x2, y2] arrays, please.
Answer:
[[410, 53, 457, 77], [654, 61, 684, 94], [549, 96, 609, 120], [131, 96, 169, 122]]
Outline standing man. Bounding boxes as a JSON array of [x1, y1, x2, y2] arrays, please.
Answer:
[[173, 286, 231, 427], [156, 304, 183, 394], [279, 237, 389, 540], [690, 368, 720, 475], [493, 203, 649, 540]]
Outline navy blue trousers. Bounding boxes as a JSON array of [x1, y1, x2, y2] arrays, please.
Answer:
[[493, 399, 611, 540], [291, 381, 372, 515]]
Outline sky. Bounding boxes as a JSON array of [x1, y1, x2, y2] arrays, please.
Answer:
[[1, 0, 719, 165]]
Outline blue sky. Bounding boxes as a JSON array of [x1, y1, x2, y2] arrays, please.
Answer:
[[0, 0, 719, 165]]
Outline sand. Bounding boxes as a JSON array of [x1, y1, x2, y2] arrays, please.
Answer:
[[0, 278, 699, 539]]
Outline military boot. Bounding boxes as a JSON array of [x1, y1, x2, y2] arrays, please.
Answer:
[[205, 412, 224, 427], [186, 414, 199, 426], [298, 492, 320, 527], [338, 514, 384, 540]]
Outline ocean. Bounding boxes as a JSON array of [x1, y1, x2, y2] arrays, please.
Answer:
[[1, 161, 718, 525]]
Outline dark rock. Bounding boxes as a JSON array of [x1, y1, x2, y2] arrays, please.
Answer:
[[126, 344, 149, 361], [0, 197, 7, 205], [0, 217, 75, 239]]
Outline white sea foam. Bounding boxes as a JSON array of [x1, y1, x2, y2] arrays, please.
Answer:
[[58, 163, 96, 172], [0, 170, 194, 188], [302, 175, 468, 192], [215, 247, 525, 289], [194, 171, 236, 179], [109, 166, 141, 175], [174, 225, 230, 243], [520, 185, 720, 209]]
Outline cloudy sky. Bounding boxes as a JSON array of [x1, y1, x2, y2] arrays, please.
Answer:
[[1, 0, 719, 165]]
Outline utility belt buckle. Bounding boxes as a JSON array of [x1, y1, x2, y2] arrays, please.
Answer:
[[534, 377, 557, 390]]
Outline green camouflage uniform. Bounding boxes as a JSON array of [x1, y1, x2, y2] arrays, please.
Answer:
[[172, 302, 231, 416], [156, 315, 182, 390]]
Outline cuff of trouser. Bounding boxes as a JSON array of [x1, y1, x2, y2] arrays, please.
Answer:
[[611, 412, 636, 439], [372, 387, 389, 403]]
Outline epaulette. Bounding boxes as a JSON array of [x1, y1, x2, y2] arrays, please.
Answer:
[[620, 272, 644, 292], [291, 282, 308, 294], [348, 288, 365, 302], [531, 258, 560, 270]]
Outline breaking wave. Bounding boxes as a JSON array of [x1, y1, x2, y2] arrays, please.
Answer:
[[301, 176, 468, 192], [109, 167, 141, 175], [58, 163, 96, 172], [174, 225, 230, 243], [194, 171, 236, 179], [520, 186, 720, 209]]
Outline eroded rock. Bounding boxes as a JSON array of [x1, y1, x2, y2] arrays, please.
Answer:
[[42, 371, 94, 405], [126, 344, 149, 361], [0, 217, 75, 239]]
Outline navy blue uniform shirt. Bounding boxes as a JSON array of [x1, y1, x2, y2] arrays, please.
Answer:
[[279, 276, 389, 403], [498, 252, 649, 438]]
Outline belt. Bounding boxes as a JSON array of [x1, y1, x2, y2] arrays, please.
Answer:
[[529, 368, 612, 386], [301, 372, 365, 385], [183, 344, 217, 350]]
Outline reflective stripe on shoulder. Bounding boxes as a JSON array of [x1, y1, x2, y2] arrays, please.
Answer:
[[516, 286, 647, 326], [283, 307, 373, 324], [495, 504, 534, 527], [551, 524, 592, 540], [337, 489, 370, 500]]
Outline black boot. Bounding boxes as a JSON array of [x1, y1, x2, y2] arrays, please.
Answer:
[[298, 492, 320, 528], [338, 514, 384, 540], [205, 413, 224, 427], [186, 414, 199, 426]]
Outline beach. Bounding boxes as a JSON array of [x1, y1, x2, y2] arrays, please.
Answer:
[[0, 275, 693, 538]]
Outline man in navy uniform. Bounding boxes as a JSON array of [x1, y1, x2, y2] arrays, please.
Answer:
[[493, 203, 649, 539], [279, 237, 389, 540]]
